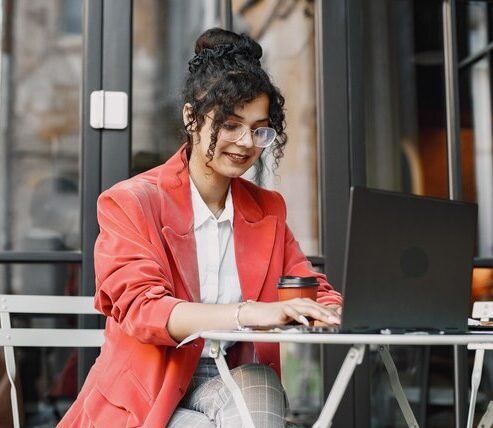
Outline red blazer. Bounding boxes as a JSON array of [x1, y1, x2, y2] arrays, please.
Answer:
[[58, 147, 342, 428]]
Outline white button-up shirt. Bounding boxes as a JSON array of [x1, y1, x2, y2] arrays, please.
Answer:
[[190, 179, 242, 357]]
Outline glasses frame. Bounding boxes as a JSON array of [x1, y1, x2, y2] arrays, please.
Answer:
[[205, 115, 277, 148]]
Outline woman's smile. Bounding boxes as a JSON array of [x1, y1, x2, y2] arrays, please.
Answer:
[[222, 151, 251, 164]]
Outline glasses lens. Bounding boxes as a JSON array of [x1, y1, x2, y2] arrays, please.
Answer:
[[221, 121, 245, 142], [253, 127, 277, 148]]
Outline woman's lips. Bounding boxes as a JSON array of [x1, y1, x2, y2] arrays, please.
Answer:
[[224, 152, 250, 164]]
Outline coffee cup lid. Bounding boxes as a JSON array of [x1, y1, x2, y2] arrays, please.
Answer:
[[277, 276, 319, 288]]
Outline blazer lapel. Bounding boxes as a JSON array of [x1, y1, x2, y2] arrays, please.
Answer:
[[233, 179, 277, 302], [155, 149, 278, 304], [158, 149, 200, 302]]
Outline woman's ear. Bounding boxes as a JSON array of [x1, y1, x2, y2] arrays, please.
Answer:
[[182, 103, 194, 130]]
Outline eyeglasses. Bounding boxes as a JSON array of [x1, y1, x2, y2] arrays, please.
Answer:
[[220, 120, 277, 148], [208, 116, 277, 148]]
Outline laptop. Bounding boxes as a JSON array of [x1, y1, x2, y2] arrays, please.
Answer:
[[339, 186, 477, 334]]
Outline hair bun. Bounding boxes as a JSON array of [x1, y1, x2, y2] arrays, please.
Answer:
[[189, 28, 263, 74]]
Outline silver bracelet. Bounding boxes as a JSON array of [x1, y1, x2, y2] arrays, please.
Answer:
[[235, 299, 253, 330]]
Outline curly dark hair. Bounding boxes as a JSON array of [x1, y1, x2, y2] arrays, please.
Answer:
[[182, 28, 287, 181]]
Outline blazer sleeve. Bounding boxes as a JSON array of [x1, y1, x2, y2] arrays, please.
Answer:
[[93, 186, 185, 346], [276, 192, 343, 306]]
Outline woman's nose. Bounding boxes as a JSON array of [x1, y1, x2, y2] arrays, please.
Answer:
[[236, 130, 254, 148]]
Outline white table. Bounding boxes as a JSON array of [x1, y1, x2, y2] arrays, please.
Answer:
[[189, 330, 493, 428]]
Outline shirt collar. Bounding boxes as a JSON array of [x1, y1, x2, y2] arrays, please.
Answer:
[[221, 187, 234, 223], [190, 179, 234, 230]]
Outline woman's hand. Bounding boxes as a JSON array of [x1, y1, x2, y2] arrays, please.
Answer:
[[239, 299, 341, 328], [314, 304, 342, 327]]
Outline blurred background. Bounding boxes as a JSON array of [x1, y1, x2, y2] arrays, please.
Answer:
[[0, 0, 492, 427]]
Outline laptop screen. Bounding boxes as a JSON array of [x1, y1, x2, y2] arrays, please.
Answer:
[[340, 187, 477, 334]]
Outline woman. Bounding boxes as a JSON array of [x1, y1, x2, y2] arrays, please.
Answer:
[[59, 28, 342, 428]]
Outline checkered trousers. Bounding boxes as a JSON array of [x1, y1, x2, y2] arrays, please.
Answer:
[[167, 359, 299, 427]]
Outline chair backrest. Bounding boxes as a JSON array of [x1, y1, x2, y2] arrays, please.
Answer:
[[0, 294, 105, 428]]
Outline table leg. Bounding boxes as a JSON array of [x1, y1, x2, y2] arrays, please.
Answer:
[[378, 345, 419, 428], [208, 340, 256, 428], [466, 348, 485, 428], [312, 344, 366, 428]]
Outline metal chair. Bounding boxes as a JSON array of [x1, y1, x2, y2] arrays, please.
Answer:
[[0, 294, 105, 428], [467, 301, 493, 428]]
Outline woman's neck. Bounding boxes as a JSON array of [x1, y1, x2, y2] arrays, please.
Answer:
[[189, 165, 230, 211]]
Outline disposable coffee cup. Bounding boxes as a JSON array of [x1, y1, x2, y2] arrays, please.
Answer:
[[277, 276, 319, 302]]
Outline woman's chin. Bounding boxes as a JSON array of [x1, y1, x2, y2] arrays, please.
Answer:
[[215, 162, 254, 178]]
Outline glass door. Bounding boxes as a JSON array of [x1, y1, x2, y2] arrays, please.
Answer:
[[0, 0, 132, 425]]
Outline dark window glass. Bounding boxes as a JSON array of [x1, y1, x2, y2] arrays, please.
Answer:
[[363, 0, 448, 199], [457, 1, 493, 258]]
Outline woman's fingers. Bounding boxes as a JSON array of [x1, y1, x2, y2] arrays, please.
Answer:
[[281, 299, 341, 326], [327, 304, 342, 316], [248, 300, 341, 328], [281, 303, 307, 325], [297, 315, 310, 326], [300, 300, 340, 324]]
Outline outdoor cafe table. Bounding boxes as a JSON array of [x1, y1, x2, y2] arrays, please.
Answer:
[[183, 330, 493, 428]]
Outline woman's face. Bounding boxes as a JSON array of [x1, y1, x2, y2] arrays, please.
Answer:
[[188, 93, 270, 180]]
